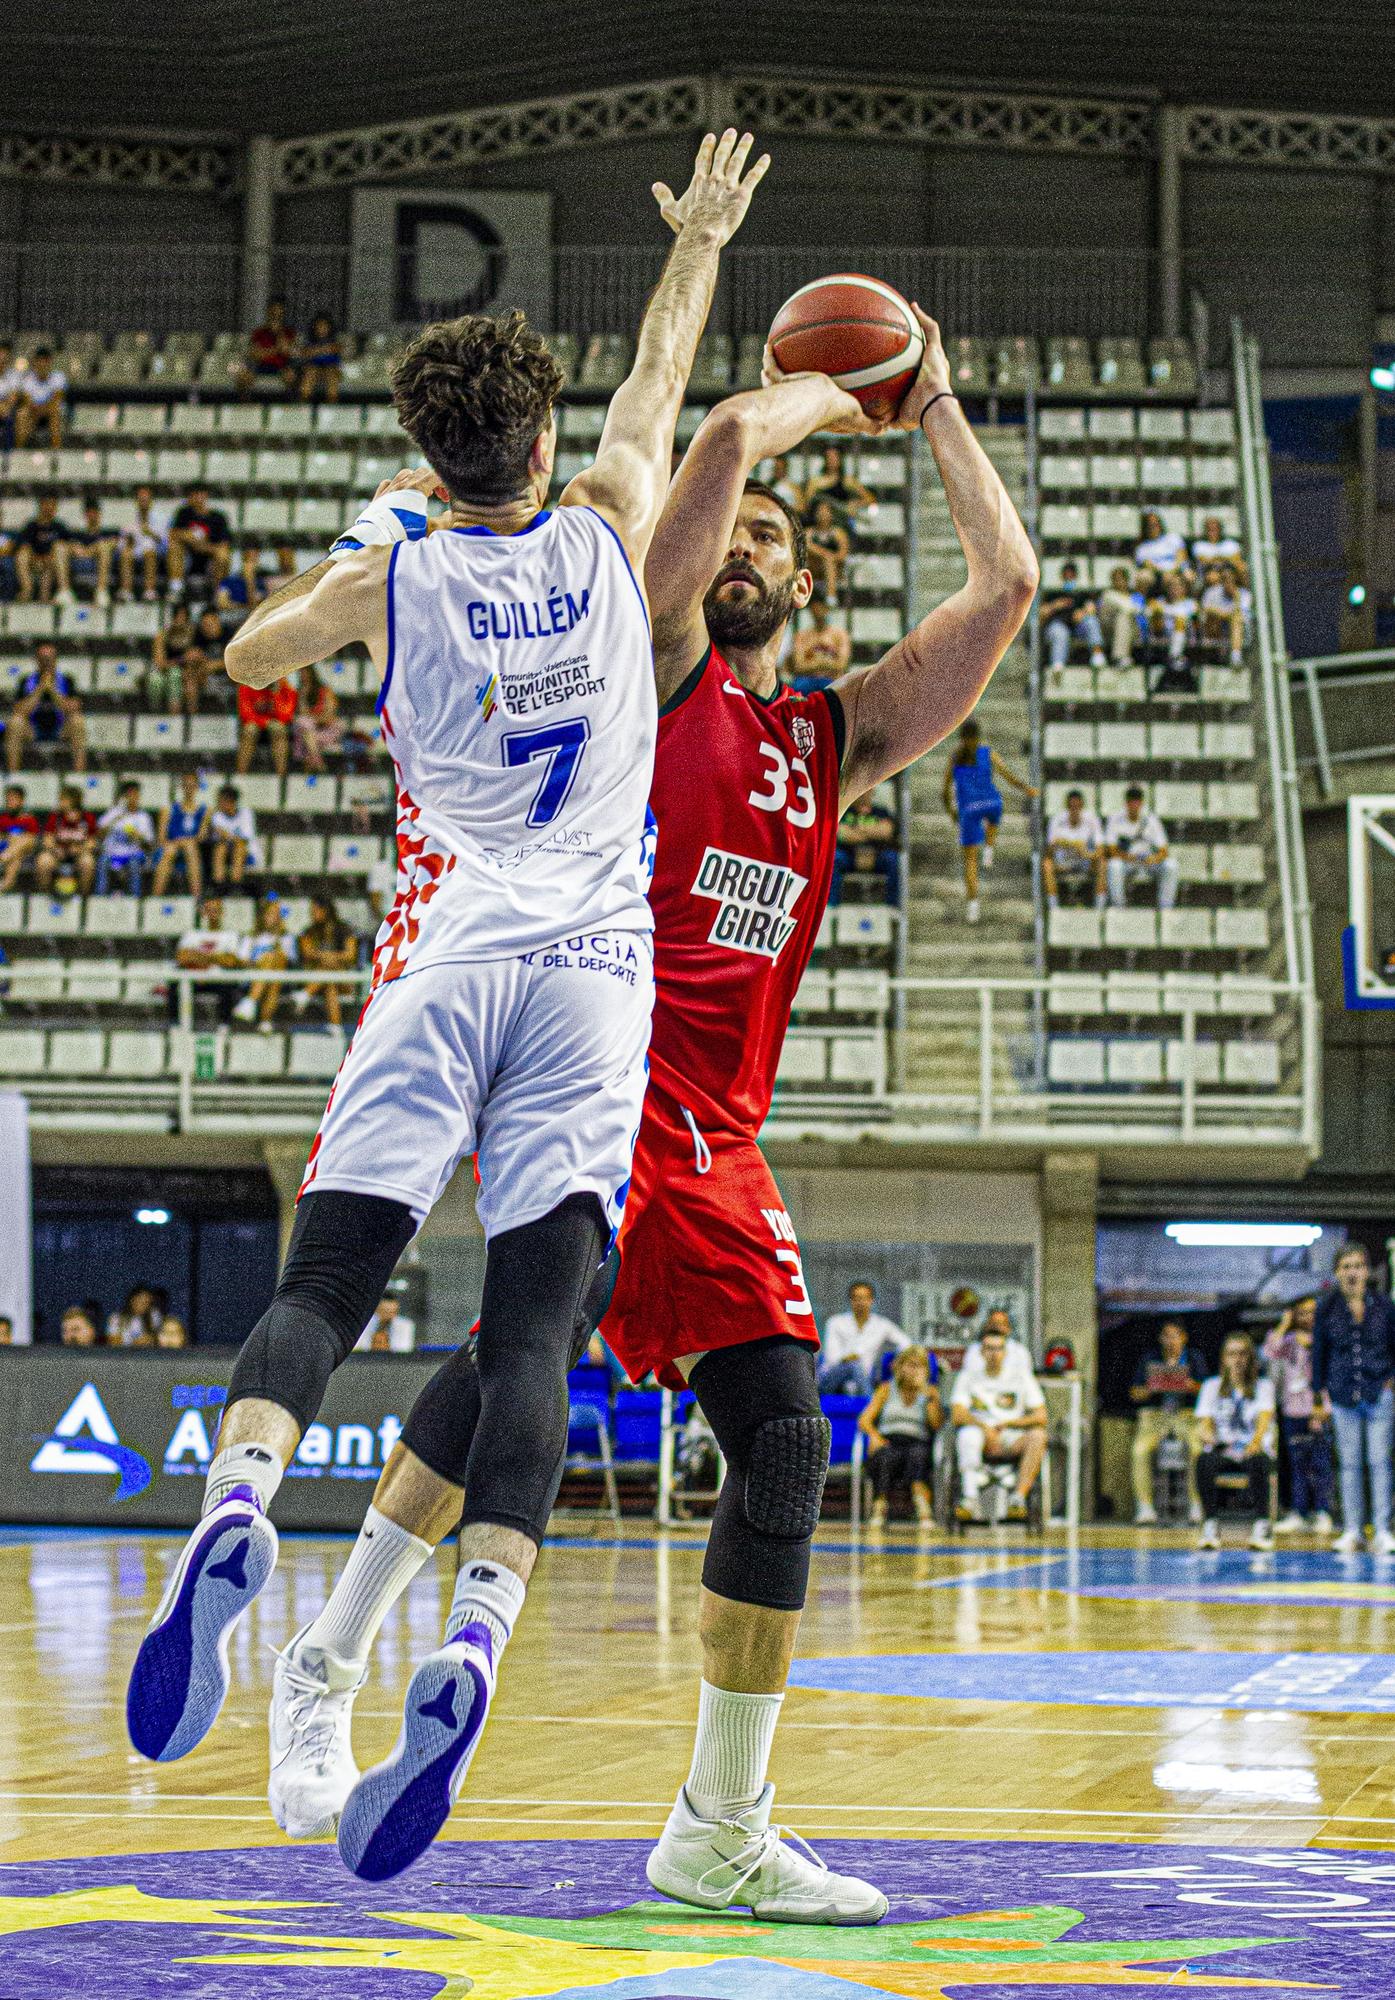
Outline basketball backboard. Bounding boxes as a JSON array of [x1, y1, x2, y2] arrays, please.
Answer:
[[1344, 794, 1395, 1007]]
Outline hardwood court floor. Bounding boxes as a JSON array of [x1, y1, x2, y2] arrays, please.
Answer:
[[5, 1520, 1395, 1997]]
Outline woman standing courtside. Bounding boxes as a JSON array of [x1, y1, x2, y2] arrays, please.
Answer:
[[1313, 1243, 1395, 1555]]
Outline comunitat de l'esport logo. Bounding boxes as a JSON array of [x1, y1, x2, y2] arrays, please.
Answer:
[[31, 1383, 408, 1502]]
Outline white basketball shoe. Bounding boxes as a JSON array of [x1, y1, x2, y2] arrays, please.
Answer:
[[269, 1626, 368, 1839], [646, 1784, 888, 1925]]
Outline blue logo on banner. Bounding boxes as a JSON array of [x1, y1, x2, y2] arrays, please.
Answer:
[[30, 1383, 153, 1501]]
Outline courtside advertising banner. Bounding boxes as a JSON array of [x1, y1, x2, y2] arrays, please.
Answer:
[[0, 1091, 32, 1343]]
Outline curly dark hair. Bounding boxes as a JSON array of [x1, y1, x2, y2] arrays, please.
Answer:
[[391, 310, 565, 504]]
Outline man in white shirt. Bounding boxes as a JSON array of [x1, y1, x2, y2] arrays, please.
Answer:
[[172, 893, 247, 1025], [951, 1322, 1047, 1521], [819, 1279, 910, 1396], [96, 780, 156, 894], [1042, 788, 1105, 909], [357, 1296, 417, 1353], [15, 347, 68, 449], [1105, 784, 1179, 909]]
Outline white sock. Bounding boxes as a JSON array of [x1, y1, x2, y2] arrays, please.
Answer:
[[446, 1557, 527, 1660], [684, 1680, 784, 1821], [203, 1442, 283, 1515], [300, 1506, 435, 1664]]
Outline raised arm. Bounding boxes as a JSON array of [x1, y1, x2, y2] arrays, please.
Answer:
[[828, 307, 1039, 810], [561, 129, 769, 568], [646, 372, 879, 699]]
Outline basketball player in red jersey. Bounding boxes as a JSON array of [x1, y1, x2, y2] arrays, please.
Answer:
[[265, 308, 1037, 1916]]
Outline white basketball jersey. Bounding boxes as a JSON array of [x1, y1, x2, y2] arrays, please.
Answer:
[[373, 505, 657, 982]]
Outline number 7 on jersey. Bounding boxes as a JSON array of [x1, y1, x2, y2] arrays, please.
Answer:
[[502, 717, 591, 828]]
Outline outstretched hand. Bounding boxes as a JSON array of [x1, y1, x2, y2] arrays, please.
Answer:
[[652, 128, 771, 247], [759, 344, 889, 436], [891, 303, 953, 430]]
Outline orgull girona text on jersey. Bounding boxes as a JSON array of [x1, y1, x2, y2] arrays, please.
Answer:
[[465, 586, 591, 642], [692, 845, 808, 960]]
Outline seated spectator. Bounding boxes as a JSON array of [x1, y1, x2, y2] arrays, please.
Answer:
[[96, 779, 156, 894], [6, 640, 87, 773], [833, 788, 899, 904], [148, 603, 199, 714], [0, 339, 21, 446], [951, 1323, 1048, 1522], [152, 770, 208, 898], [1042, 787, 1105, 909], [958, 1306, 1036, 1380], [1264, 1296, 1335, 1536], [237, 677, 297, 777], [804, 498, 850, 604], [295, 892, 357, 1029], [156, 1316, 189, 1349], [673, 1398, 721, 1515], [1134, 508, 1187, 574], [789, 596, 851, 688], [118, 485, 168, 603], [1146, 569, 1197, 685], [0, 782, 40, 891], [208, 782, 257, 885], [859, 1344, 942, 1526], [167, 485, 233, 602], [105, 1284, 163, 1347], [60, 1305, 98, 1347], [1097, 564, 1144, 665], [1195, 1332, 1276, 1549], [232, 894, 295, 1032], [766, 453, 803, 513], [15, 495, 75, 605], [1129, 1317, 1206, 1525], [66, 496, 116, 607], [14, 346, 67, 448], [236, 296, 297, 397], [297, 312, 343, 402], [1199, 561, 1249, 665], [1192, 514, 1242, 570], [357, 1294, 417, 1353], [943, 718, 1036, 925], [1105, 785, 1178, 909], [217, 540, 274, 617], [35, 784, 97, 895], [293, 664, 343, 772], [171, 893, 246, 1025], [803, 444, 875, 523], [1041, 559, 1105, 671], [819, 1279, 910, 1396]]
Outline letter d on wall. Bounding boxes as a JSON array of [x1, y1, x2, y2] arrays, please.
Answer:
[[350, 189, 552, 334], [0, 1093, 33, 1342]]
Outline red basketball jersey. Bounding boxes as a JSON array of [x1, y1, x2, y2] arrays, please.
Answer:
[[646, 642, 844, 1135]]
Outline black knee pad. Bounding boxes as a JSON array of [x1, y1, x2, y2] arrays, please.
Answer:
[[401, 1344, 479, 1489], [745, 1413, 832, 1541]]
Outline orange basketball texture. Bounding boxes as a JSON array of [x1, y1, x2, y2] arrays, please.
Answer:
[[768, 274, 924, 418]]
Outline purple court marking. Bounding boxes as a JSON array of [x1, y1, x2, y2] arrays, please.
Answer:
[[3, 1837, 1394, 1995]]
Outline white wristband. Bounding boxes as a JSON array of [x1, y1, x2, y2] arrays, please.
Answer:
[[329, 487, 430, 561]]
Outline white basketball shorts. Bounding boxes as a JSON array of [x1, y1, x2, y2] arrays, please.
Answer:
[[298, 930, 654, 1241]]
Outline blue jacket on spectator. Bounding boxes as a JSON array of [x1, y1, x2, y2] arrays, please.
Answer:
[[1312, 1286, 1395, 1409]]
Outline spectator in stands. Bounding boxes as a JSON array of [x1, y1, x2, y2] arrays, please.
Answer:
[[789, 596, 851, 688], [217, 540, 274, 617], [833, 789, 899, 905], [149, 603, 199, 714], [958, 1306, 1035, 1380], [156, 1316, 189, 1349], [294, 893, 357, 1030], [0, 522, 15, 602], [233, 894, 295, 1033], [1135, 509, 1187, 573], [1041, 559, 1105, 672], [767, 454, 803, 513], [1195, 1333, 1276, 1549], [0, 339, 21, 446], [14, 346, 67, 448], [96, 779, 156, 895], [1147, 570, 1198, 685], [172, 893, 246, 1025], [358, 1295, 416, 1353], [859, 1344, 941, 1526], [1042, 787, 1106, 910], [1193, 514, 1242, 569], [292, 664, 344, 772], [1129, 1317, 1206, 1526], [1264, 1296, 1335, 1536], [167, 485, 233, 602], [952, 1323, 1048, 1522], [1105, 785, 1179, 909], [236, 678, 297, 777], [803, 444, 875, 523], [804, 498, 850, 605], [1199, 561, 1248, 666], [1098, 564, 1144, 665], [15, 495, 75, 605], [819, 1279, 910, 1396], [118, 485, 167, 603], [67, 497, 116, 608], [6, 641, 87, 773], [208, 782, 256, 886], [60, 1306, 98, 1347], [1313, 1242, 1395, 1555], [0, 782, 40, 891], [152, 770, 208, 898], [297, 312, 344, 402], [105, 1284, 163, 1348], [236, 296, 297, 397], [34, 783, 96, 896], [943, 718, 1037, 924]]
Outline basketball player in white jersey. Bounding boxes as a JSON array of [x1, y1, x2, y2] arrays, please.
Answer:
[[125, 130, 769, 1879]]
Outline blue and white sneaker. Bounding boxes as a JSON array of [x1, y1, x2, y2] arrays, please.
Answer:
[[126, 1490, 279, 1763], [337, 1623, 495, 1881]]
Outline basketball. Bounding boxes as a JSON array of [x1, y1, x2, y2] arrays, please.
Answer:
[[768, 272, 925, 418]]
